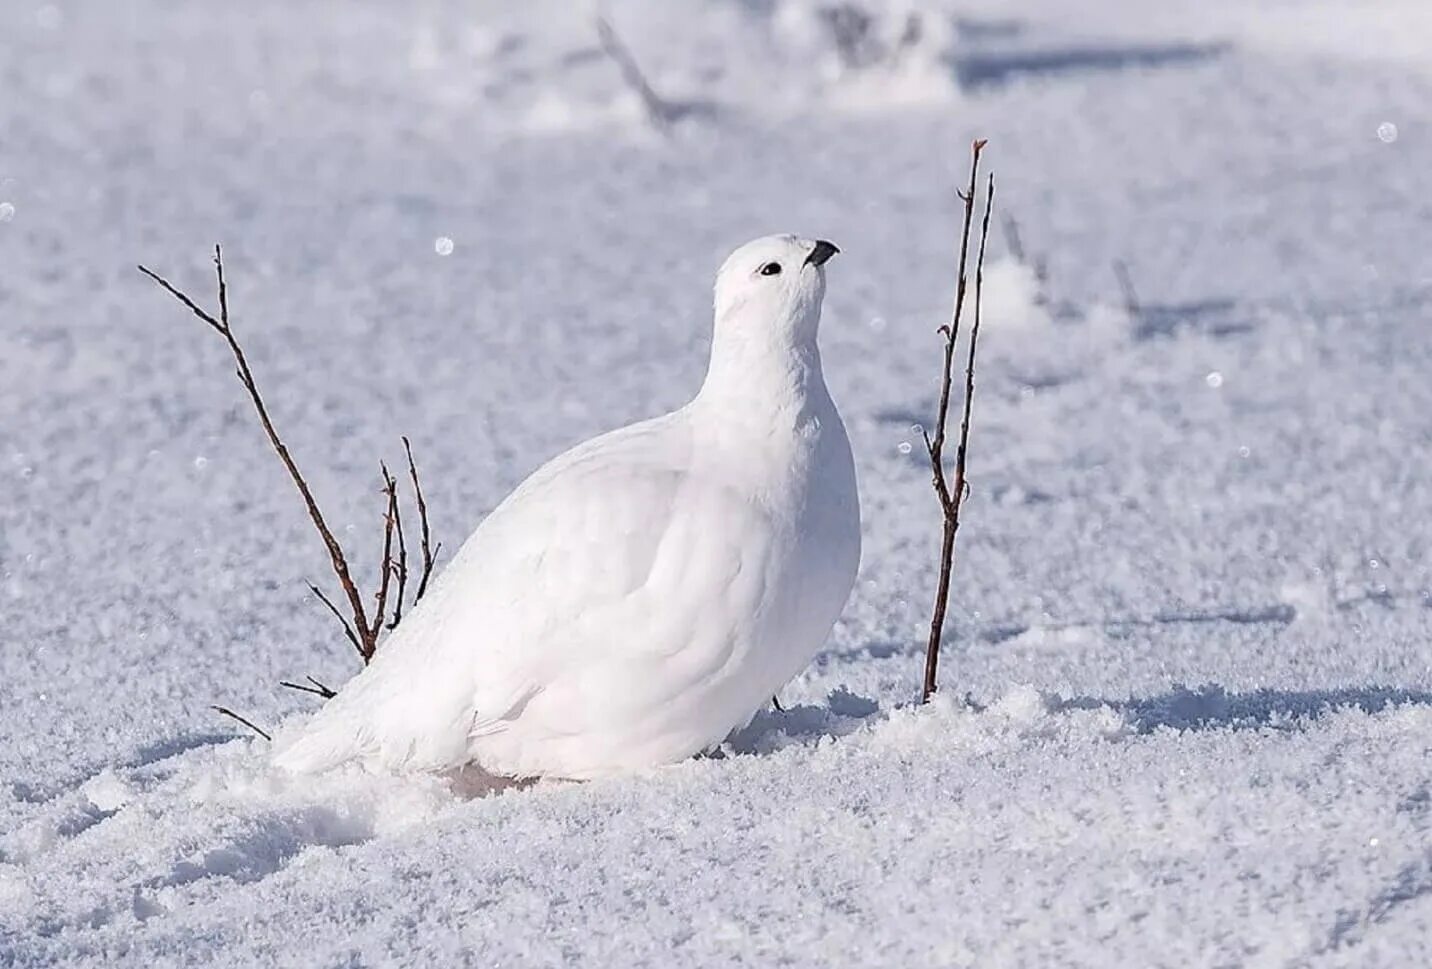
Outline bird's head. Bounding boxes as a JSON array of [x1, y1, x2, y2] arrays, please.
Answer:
[[712, 235, 839, 350]]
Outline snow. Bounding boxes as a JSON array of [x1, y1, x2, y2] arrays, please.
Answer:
[[2, 0, 1430, 965]]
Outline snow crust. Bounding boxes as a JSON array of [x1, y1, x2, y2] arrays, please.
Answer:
[[2, 0, 1430, 965]]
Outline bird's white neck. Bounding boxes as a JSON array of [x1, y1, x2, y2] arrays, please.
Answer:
[[693, 336, 831, 433]]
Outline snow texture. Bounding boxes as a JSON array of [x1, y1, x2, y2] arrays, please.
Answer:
[[1, 0, 1430, 966]]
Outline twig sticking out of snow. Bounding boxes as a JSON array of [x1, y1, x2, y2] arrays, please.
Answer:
[[137, 246, 439, 691], [404, 435, 440, 604], [596, 16, 674, 133], [920, 139, 996, 703], [1002, 212, 1049, 305], [387, 465, 410, 631], [371, 462, 399, 647], [1113, 258, 1141, 320], [278, 675, 337, 699], [212, 705, 272, 741]]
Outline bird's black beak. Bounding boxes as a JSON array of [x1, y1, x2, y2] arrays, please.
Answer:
[[805, 239, 839, 267]]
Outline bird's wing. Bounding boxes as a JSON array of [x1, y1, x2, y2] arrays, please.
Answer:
[[272, 412, 774, 774]]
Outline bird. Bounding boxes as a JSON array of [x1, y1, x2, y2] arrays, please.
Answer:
[[272, 235, 861, 780]]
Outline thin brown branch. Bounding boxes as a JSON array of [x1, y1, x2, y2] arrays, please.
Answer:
[[212, 705, 272, 741], [950, 172, 995, 514], [403, 436, 437, 603], [141, 247, 446, 701], [368, 464, 399, 653], [279, 676, 337, 699], [922, 523, 959, 703], [922, 140, 995, 704], [924, 138, 986, 513], [309, 582, 364, 661], [139, 247, 375, 660], [387, 473, 410, 631], [215, 243, 230, 329], [136, 265, 225, 334]]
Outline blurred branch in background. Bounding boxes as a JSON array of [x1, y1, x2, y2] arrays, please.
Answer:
[[596, 16, 676, 133]]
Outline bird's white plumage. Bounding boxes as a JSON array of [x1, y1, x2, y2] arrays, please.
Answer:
[[272, 235, 861, 779]]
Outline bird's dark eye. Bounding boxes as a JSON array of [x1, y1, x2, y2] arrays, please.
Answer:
[[759, 262, 782, 276]]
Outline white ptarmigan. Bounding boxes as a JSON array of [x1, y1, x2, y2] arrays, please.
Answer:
[[272, 235, 861, 780]]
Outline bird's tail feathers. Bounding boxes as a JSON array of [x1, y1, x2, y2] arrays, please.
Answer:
[[270, 705, 369, 774]]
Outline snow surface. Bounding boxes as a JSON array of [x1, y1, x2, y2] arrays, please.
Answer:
[[2, 0, 1430, 965]]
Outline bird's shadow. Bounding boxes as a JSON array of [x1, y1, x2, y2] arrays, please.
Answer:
[[1057, 683, 1432, 733], [977, 602, 1299, 646], [721, 687, 882, 757], [720, 682, 1432, 757]]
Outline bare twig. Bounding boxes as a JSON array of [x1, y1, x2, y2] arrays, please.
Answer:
[[1113, 259, 1141, 319], [212, 705, 272, 741], [366, 464, 399, 654], [136, 267, 224, 334], [921, 139, 995, 703], [141, 247, 443, 726], [309, 582, 364, 661], [596, 16, 673, 132], [139, 248, 376, 659], [948, 174, 995, 566], [403, 436, 438, 603], [953, 174, 996, 492], [388, 476, 410, 631], [279, 676, 337, 699]]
